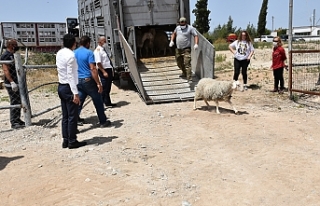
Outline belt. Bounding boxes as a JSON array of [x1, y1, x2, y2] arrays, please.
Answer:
[[59, 83, 69, 85], [104, 68, 113, 70], [79, 77, 91, 82]]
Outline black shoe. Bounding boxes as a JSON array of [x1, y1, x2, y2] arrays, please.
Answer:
[[62, 140, 68, 148], [17, 119, 25, 125], [100, 120, 111, 128], [11, 123, 25, 129], [68, 140, 87, 149], [105, 103, 117, 107]]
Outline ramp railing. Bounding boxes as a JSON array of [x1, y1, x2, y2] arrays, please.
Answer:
[[191, 31, 215, 79], [118, 30, 148, 101]]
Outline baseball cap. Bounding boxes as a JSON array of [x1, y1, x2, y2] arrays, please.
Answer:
[[179, 17, 186, 22]]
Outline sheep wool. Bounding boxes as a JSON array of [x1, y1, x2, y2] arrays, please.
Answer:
[[193, 78, 239, 114]]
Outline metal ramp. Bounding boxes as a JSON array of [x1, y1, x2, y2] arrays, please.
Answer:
[[118, 30, 214, 105], [138, 56, 199, 104]]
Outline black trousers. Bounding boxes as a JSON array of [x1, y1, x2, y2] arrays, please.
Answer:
[[58, 84, 78, 143], [98, 68, 113, 106], [273, 67, 285, 90], [6, 86, 22, 126], [233, 58, 250, 84]]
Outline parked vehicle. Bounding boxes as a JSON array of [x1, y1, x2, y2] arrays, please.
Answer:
[[226, 33, 237, 43], [254, 35, 274, 42]]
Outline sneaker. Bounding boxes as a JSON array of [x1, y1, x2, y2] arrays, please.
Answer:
[[243, 85, 248, 91], [68, 140, 87, 149], [100, 120, 111, 128]]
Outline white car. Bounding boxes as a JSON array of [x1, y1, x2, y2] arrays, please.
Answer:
[[260, 35, 274, 42]]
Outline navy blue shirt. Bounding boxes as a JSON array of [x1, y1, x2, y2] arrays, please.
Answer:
[[0, 50, 17, 85]]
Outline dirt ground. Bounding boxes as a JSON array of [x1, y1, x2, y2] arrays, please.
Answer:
[[1, 49, 320, 206]]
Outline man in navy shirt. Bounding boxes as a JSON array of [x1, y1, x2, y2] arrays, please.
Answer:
[[74, 36, 111, 127], [1, 39, 25, 129]]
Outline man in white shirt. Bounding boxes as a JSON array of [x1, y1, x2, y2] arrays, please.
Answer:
[[94, 36, 117, 107], [56, 34, 87, 149]]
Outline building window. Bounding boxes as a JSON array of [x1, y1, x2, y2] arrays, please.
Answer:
[[94, 0, 100, 9], [17, 31, 21, 35], [97, 17, 104, 27], [86, 5, 89, 12], [90, 19, 94, 27], [81, 8, 85, 15], [90, 2, 94, 10]]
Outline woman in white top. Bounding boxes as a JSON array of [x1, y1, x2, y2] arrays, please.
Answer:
[[229, 31, 254, 90]]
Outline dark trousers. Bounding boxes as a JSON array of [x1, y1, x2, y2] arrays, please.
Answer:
[[98, 68, 113, 106], [58, 84, 78, 143], [233, 58, 250, 84], [77, 78, 107, 124], [273, 67, 285, 90], [6, 86, 22, 126]]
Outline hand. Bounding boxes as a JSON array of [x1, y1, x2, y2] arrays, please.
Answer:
[[73, 94, 80, 105], [97, 84, 103, 93], [10, 82, 18, 92], [169, 41, 174, 47], [194, 44, 198, 50], [103, 72, 108, 78]]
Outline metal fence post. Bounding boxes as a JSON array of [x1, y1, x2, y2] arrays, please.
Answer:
[[14, 53, 32, 126]]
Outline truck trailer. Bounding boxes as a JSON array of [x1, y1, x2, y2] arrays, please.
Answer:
[[77, 0, 215, 104]]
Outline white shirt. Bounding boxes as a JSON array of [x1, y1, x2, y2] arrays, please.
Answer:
[[229, 40, 254, 61], [94, 45, 112, 69], [56, 47, 79, 94]]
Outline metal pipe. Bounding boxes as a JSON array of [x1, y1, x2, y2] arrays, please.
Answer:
[[180, 0, 185, 18], [14, 53, 32, 126], [0, 105, 21, 110], [288, 0, 293, 98], [24, 65, 57, 69]]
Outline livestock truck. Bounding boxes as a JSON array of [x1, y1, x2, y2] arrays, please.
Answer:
[[76, 0, 215, 104]]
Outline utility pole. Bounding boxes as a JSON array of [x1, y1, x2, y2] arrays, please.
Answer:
[[272, 16, 274, 31], [313, 9, 316, 26]]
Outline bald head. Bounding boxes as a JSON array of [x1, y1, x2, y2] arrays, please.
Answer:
[[98, 36, 106, 46]]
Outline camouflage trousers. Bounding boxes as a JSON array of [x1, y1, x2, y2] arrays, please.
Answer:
[[175, 47, 191, 80]]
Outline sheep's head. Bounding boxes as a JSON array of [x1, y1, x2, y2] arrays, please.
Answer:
[[232, 80, 241, 90]]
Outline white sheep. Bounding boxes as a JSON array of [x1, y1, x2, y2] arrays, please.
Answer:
[[193, 78, 240, 114]]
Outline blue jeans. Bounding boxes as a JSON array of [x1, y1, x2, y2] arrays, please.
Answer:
[[77, 78, 107, 124], [58, 84, 78, 143]]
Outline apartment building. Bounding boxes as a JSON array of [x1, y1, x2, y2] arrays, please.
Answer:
[[0, 21, 67, 52]]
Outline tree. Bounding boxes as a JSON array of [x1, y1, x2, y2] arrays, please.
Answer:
[[226, 16, 237, 34], [192, 0, 211, 34], [257, 0, 268, 36]]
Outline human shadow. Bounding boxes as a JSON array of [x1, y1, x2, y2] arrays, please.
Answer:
[[104, 101, 130, 109], [83, 136, 118, 146], [0, 155, 24, 171], [78, 116, 124, 133]]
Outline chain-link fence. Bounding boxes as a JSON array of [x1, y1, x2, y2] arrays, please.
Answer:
[[289, 41, 320, 108], [0, 50, 60, 132]]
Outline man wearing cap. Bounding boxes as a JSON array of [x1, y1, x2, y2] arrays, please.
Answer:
[[169, 17, 199, 83]]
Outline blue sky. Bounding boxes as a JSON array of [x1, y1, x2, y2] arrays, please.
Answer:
[[1, 0, 320, 31]]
